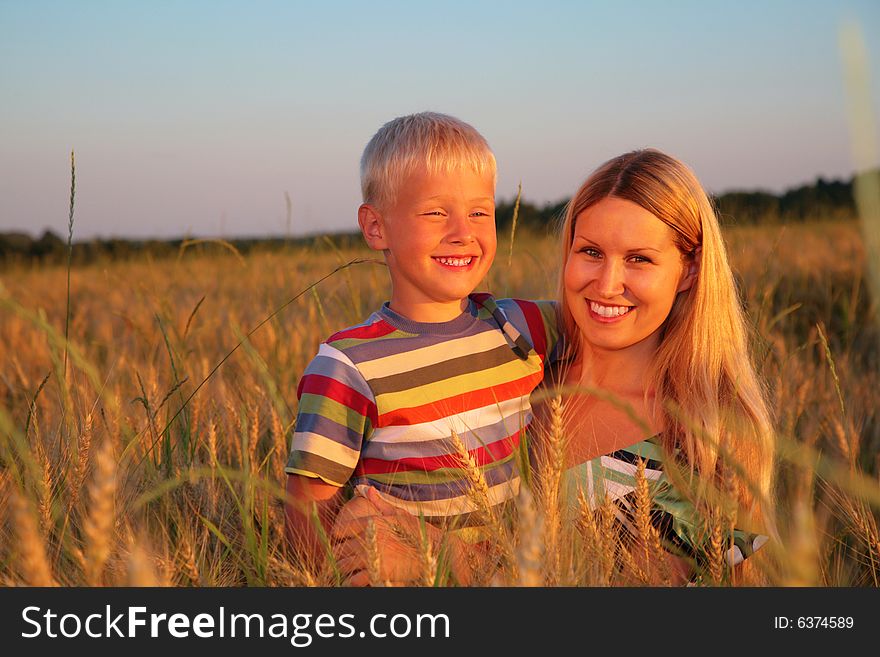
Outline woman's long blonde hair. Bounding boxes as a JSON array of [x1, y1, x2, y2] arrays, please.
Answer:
[[558, 148, 775, 531]]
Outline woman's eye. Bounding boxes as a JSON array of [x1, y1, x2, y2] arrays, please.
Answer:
[[629, 255, 652, 264], [579, 247, 601, 258]]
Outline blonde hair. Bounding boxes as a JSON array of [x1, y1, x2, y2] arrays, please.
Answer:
[[558, 148, 775, 532], [360, 112, 496, 208]]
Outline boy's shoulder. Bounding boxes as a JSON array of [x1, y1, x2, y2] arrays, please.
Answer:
[[317, 303, 451, 368], [471, 293, 559, 331], [475, 294, 557, 314], [323, 310, 396, 350], [470, 293, 561, 360]]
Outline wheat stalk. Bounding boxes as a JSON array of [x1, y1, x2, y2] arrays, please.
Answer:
[[417, 520, 437, 587], [597, 494, 617, 585], [177, 528, 201, 585], [507, 181, 522, 269], [270, 405, 287, 480], [515, 485, 543, 586], [632, 457, 671, 585], [539, 395, 565, 584], [248, 403, 260, 472], [35, 440, 54, 534], [225, 401, 243, 467], [63, 149, 75, 379], [207, 420, 218, 467], [365, 518, 384, 587], [576, 489, 602, 583], [830, 416, 856, 467], [10, 489, 56, 586], [68, 411, 93, 512], [205, 420, 219, 510], [127, 540, 161, 587], [82, 438, 117, 585], [707, 508, 725, 585], [447, 429, 515, 581], [449, 430, 493, 522]]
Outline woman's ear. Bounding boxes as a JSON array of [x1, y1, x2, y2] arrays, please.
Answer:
[[677, 246, 701, 293], [358, 203, 388, 251]]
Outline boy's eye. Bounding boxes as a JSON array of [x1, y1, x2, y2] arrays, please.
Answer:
[[470, 211, 492, 218]]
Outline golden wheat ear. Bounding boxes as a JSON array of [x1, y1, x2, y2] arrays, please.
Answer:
[[10, 487, 56, 587], [125, 532, 162, 587], [515, 485, 544, 587], [83, 437, 117, 586]]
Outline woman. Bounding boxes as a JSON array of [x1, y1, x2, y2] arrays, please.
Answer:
[[532, 148, 775, 584]]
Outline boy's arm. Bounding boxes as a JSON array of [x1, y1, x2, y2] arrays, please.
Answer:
[[284, 474, 346, 573], [284, 342, 377, 572], [496, 298, 564, 365], [535, 299, 564, 365]]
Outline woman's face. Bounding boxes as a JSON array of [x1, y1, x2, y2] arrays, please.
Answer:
[[564, 196, 695, 355]]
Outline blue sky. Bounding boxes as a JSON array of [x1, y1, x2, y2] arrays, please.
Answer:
[[1, 0, 878, 239]]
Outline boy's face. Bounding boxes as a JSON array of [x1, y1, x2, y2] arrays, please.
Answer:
[[359, 166, 496, 322]]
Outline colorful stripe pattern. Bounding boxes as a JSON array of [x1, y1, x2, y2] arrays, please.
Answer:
[[286, 295, 561, 522], [564, 435, 769, 568]]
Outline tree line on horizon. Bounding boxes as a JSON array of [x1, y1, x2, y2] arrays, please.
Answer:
[[495, 173, 857, 230], [0, 172, 864, 266]]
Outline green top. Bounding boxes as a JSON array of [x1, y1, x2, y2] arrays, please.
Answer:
[[563, 434, 768, 569]]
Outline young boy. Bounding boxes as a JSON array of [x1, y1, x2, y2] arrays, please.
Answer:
[[284, 112, 560, 584]]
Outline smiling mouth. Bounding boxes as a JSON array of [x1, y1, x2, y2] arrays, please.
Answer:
[[433, 256, 475, 267], [589, 300, 634, 318]]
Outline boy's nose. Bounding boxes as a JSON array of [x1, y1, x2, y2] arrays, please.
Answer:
[[596, 260, 625, 298], [446, 212, 475, 244]]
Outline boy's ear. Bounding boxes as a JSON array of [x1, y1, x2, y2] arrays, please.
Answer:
[[358, 203, 388, 251], [677, 246, 701, 293]]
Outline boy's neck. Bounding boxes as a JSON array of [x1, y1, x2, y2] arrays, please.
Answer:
[[387, 297, 470, 323]]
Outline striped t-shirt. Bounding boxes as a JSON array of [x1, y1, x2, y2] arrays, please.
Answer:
[[285, 293, 561, 524]]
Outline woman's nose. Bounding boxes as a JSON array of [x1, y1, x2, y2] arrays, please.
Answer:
[[596, 260, 625, 298]]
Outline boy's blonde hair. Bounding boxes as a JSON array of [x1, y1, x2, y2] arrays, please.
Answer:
[[558, 148, 775, 536], [360, 111, 496, 208]]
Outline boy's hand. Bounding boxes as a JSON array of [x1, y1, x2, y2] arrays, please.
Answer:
[[331, 488, 445, 586]]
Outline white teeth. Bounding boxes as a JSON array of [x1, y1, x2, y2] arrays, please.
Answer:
[[590, 301, 633, 318], [435, 256, 473, 267]]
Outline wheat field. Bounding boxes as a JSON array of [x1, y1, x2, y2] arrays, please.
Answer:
[[0, 219, 877, 586]]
